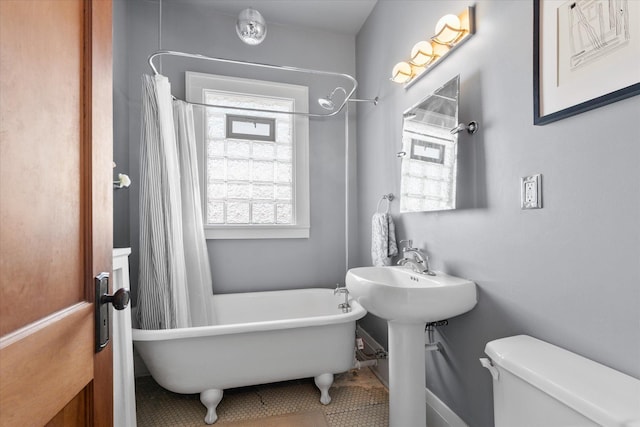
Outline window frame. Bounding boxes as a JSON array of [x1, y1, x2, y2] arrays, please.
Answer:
[[225, 115, 276, 141], [186, 71, 310, 239]]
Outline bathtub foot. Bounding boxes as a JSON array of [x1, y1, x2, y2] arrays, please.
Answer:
[[314, 373, 334, 405], [200, 389, 223, 424]]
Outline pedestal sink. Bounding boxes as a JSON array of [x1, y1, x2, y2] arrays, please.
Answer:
[[346, 266, 477, 427]]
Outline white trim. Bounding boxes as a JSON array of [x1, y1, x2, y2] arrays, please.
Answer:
[[185, 72, 309, 240], [204, 224, 308, 240], [356, 325, 469, 427], [425, 387, 469, 427], [112, 248, 137, 427]]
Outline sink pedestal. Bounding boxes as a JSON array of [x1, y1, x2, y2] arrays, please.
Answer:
[[388, 321, 427, 427], [345, 266, 478, 427]]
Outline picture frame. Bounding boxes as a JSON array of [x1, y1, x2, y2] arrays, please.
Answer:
[[533, 0, 640, 125]]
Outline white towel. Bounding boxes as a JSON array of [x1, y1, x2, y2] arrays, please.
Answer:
[[371, 213, 398, 266]]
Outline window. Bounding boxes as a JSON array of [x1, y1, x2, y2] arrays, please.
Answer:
[[186, 72, 309, 239], [226, 115, 275, 141]]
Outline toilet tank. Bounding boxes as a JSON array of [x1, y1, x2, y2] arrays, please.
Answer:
[[482, 335, 640, 427]]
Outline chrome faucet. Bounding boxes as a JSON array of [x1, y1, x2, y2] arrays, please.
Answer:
[[397, 240, 436, 276], [334, 284, 351, 313]]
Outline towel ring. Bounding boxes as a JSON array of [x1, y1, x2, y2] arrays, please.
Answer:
[[376, 193, 395, 214]]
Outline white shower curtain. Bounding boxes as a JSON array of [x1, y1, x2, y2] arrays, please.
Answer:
[[137, 74, 213, 329], [173, 100, 214, 328]]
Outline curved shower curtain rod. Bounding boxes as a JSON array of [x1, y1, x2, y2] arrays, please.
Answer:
[[148, 50, 370, 118]]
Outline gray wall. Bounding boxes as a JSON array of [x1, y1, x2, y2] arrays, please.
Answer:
[[113, 0, 357, 303], [114, 1, 640, 424], [113, 0, 129, 248], [355, 1, 640, 426]]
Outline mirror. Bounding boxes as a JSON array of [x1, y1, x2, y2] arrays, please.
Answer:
[[400, 75, 459, 213]]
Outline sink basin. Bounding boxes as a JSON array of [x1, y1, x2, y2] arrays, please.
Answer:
[[346, 266, 477, 323], [346, 266, 477, 427]]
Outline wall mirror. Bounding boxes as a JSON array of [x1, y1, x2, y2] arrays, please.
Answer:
[[400, 75, 459, 213]]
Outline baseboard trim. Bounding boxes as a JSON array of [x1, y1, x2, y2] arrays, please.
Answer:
[[356, 325, 468, 427], [355, 325, 389, 388], [425, 386, 469, 427]]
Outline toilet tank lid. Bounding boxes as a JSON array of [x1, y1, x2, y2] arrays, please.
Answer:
[[485, 335, 640, 427]]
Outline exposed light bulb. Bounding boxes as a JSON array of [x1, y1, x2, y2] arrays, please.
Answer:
[[410, 41, 434, 66], [433, 14, 463, 44], [391, 62, 413, 84]]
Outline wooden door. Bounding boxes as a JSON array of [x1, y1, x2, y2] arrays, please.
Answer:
[[0, 0, 113, 425]]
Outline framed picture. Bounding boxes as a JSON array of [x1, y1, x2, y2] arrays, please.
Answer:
[[534, 0, 640, 125]]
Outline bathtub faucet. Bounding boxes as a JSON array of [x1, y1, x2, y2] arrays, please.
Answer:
[[334, 284, 351, 313]]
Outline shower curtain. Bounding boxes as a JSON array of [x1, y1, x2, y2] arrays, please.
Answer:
[[137, 74, 213, 329]]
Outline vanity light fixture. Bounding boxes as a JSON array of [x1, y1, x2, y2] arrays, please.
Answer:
[[391, 6, 475, 88]]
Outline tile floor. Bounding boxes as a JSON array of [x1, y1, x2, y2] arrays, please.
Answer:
[[135, 368, 389, 427]]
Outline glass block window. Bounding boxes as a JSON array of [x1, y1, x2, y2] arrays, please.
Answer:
[[399, 131, 457, 212], [204, 90, 294, 226], [186, 72, 310, 239]]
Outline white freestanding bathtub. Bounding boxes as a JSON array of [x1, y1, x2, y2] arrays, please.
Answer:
[[132, 288, 366, 424]]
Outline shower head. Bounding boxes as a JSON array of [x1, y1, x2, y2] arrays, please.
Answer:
[[317, 87, 347, 111], [317, 87, 379, 111], [318, 97, 335, 110]]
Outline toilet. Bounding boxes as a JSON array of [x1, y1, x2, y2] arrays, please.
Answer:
[[481, 335, 640, 427]]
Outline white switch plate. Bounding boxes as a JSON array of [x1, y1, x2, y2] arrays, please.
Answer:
[[521, 174, 542, 209]]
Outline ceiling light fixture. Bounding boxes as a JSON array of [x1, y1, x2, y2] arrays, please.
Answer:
[[236, 8, 267, 46]]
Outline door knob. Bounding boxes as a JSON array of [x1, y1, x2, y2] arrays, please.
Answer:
[[101, 287, 130, 310], [95, 272, 131, 352]]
